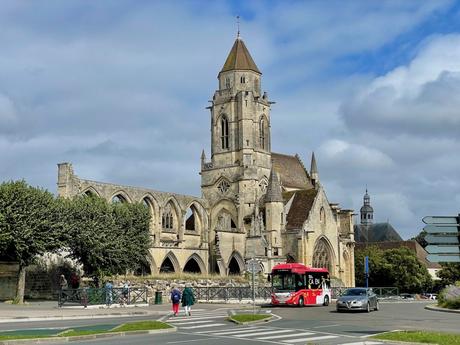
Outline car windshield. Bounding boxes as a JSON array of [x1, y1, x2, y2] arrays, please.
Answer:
[[342, 288, 367, 296]]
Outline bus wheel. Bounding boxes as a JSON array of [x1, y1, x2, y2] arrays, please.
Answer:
[[323, 295, 329, 306], [298, 297, 305, 307]]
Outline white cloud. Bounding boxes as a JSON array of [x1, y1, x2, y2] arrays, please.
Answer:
[[342, 34, 460, 137]]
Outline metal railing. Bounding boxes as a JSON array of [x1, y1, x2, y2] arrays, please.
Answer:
[[58, 287, 148, 307], [194, 286, 273, 302], [194, 286, 399, 302]]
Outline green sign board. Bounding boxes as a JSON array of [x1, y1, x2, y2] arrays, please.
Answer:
[[427, 254, 460, 263], [425, 245, 460, 254], [425, 235, 459, 245], [423, 225, 459, 234], [422, 216, 458, 225]]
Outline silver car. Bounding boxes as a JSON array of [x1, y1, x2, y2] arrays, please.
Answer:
[[336, 288, 379, 312]]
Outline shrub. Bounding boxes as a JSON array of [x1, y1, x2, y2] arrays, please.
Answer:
[[438, 283, 460, 310]]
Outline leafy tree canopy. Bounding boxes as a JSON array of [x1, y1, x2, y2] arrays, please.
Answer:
[[63, 195, 151, 280], [437, 263, 460, 286], [355, 245, 432, 293], [0, 180, 65, 267]]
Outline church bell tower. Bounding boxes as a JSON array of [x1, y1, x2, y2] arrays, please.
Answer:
[[201, 35, 273, 236]]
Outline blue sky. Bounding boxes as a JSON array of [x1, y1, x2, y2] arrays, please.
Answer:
[[1, 1, 460, 239]]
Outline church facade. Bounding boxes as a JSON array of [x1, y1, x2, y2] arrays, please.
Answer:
[[57, 36, 355, 286]]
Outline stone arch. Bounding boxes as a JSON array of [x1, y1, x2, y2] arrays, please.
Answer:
[[110, 190, 131, 203], [141, 194, 158, 232], [184, 200, 205, 233], [259, 114, 269, 150], [227, 251, 244, 275], [82, 186, 100, 197], [183, 253, 206, 274], [160, 251, 180, 273], [312, 236, 335, 273], [211, 199, 238, 232], [217, 114, 230, 150], [162, 197, 181, 232]]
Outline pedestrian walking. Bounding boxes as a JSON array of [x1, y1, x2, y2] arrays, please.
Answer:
[[170, 285, 181, 316], [181, 283, 195, 316], [59, 274, 68, 290], [122, 280, 130, 305], [105, 280, 113, 306]]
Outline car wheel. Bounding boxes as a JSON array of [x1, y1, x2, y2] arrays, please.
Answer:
[[374, 300, 379, 311], [366, 302, 371, 313], [323, 295, 330, 306], [298, 297, 304, 307]]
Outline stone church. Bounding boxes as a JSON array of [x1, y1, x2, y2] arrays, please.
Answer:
[[57, 36, 355, 286]]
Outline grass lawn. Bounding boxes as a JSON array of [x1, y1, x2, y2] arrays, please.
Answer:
[[372, 330, 460, 345], [0, 321, 172, 341], [230, 314, 271, 323]]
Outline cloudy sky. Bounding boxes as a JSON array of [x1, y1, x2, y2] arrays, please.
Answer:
[[1, 1, 459, 239]]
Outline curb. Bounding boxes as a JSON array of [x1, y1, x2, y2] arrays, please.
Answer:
[[0, 311, 170, 324], [375, 340, 439, 345], [0, 326, 177, 345], [424, 304, 460, 314]]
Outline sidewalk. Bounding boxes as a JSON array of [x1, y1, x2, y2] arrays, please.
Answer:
[[0, 300, 173, 323]]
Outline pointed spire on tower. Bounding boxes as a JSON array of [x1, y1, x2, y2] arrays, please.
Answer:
[[220, 37, 261, 74], [310, 152, 319, 185], [265, 166, 283, 203], [201, 149, 206, 160]]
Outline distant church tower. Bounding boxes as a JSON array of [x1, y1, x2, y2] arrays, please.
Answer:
[[360, 189, 374, 226]]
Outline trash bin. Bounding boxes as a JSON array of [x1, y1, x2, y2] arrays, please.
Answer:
[[155, 291, 162, 304]]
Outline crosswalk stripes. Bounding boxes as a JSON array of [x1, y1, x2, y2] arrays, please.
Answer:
[[191, 324, 386, 344], [166, 309, 229, 330]]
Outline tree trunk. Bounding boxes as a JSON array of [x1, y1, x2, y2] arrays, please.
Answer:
[[15, 265, 26, 304]]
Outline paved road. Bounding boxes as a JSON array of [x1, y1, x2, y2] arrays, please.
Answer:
[[2, 301, 459, 345]]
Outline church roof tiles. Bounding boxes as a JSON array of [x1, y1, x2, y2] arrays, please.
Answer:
[[284, 189, 318, 230], [220, 38, 261, 74], [271, 152, 314, 190]]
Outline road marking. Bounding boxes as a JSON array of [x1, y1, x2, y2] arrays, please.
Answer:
[[207, 327, 268, 335], [233, 329, 294, 337], [180, 323, 226, 329], [170, 315, 227, 321], [257, 332, 315, 340], [195, 327, 258, 334], [339, 341, 383, 345], [283, 335, 338, 343], [168, 320, 215, 325], [313, 324, 341, 328]]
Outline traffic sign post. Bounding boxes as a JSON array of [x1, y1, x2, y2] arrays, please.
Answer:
[[422, 214, 460, 263], [246, 258, 261, 314]]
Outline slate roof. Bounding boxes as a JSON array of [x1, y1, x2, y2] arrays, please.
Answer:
[[354, 222, 403, 243], [284, 189, 318, 230], [271, 152, 313, 190], [265, 168, 283, 203], [220, 38, 261, 74]]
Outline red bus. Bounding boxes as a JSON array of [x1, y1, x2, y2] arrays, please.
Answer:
[[270, 263, 331, 307]]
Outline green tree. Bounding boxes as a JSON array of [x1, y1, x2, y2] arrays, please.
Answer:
[[64, 195, 151, 282], [355, 246, 432, 292], [0, 180, 65, 303], [384, 247, 432, 292], [437, 263, 460, 286]]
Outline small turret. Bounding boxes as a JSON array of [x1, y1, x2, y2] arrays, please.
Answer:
[[265, 167, 283, 203], [310, 152, 319, 186], [201, 149, 206, 168], [360, 188, 374, 226]]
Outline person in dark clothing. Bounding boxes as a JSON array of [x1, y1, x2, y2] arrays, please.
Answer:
[[181, 283, 195, 316]]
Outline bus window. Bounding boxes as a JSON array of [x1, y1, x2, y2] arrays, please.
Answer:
[[272, 272, 296, 292], [295, 274, 306, 291]]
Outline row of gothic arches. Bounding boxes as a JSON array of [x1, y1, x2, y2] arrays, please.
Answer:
[[154, 251, 246, 276], [82, 188, 206, 233]]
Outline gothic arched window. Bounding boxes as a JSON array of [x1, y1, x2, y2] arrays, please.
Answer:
[[312, 238, 332, 273], [220, 116, 229, 149], [259, 116, 268, 150], [162, 203, 175, 230]]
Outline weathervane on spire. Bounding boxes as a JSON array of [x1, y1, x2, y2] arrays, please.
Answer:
[[236, 15, 240, 38]]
